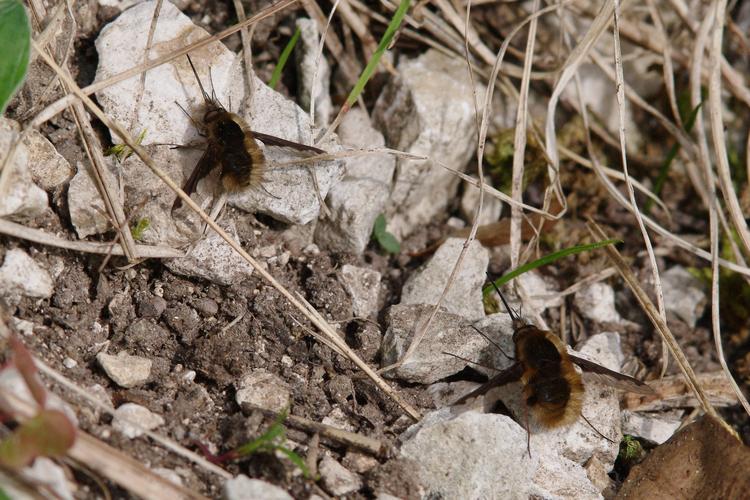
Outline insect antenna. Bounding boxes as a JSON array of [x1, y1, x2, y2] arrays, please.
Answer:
[[580, 413, 616, 444], [185, 54, 212, 105]]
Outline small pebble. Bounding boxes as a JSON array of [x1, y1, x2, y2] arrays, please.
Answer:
[[97, 351, 152, 388]]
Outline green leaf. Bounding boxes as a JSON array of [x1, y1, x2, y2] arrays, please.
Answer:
[[377, 231, 401, 254], [344, 0, 411, 107], [276, 446, 312, 478], [483, 239, 621, 297], [0, 0, 31, 114], [234, 409, 288, 457], [269, 27, 301, 90], [373, 213, 386, 237], [105, 128, 147, 162], [130, 218, 150, 241]]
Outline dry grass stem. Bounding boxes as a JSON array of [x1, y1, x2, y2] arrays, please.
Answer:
[[611, 0, 669, 375], [622, 371, 741, 412], [0, 218, 182, 257], [587, 220, 720, 422]]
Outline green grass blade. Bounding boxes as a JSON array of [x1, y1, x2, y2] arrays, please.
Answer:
[[482, 239, 622, 297], [269, 27, 301, 90], [0, 0, 31, 114], [276, 446, 312, 478], [344, 0, 411, 108]]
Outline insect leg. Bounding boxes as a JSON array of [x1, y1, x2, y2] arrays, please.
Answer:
[[469, 325, 513, 360], [580, 413, 615, 444]]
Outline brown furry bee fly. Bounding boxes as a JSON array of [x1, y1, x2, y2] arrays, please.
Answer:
[[173, 55, 325, 209], [453, 283, 654, 445]]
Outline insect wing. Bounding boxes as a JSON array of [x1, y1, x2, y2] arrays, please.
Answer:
[[569, 355, 655, 395], [173, 142, 221, 209], [452, 362, 524, 405], [251, 131, 325, 155]]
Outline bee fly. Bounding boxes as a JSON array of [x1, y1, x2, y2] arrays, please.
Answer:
[[173, 55, 326, 209], [451, 282, 654, 452]]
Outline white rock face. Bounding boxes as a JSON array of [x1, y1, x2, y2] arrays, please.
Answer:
[[0, 249, 54, 303], [94, 0, 343, 227], [319, 455, 362, 496], [0, 118, 48, 219], [23, 129, 74, 191], [661, 266, 706, 327], [97, 351, 152, 388], [234, 369, 291, 413], [561, 61, 645, 150], [575, 282, 622, 323], [112, 402, 165, 439], [315, 108, 396, 253], [68, 162, 110, 239], [22, 457, 74, 500], [621, 410, 682, 445], [223, 475, 293, 500], [338, 264, 381, 318], [400, 409, 535, 499], [381, 304, 487, 384], [165, 220, 253, 286], [373, 50, 482, 239], [400, 237, 488, 321]]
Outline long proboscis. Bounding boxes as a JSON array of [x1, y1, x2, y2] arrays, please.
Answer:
[[488, 279, 523, 324]]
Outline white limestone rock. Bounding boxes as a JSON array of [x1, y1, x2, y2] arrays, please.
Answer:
[[94, 0, 343, 226], [68, 162, 110, 239], [319, 455, 362, 496], [23, 128, 74, 191], [0, 249, 53, 303], [165, 220, 253, 286], [315, 108, 395, 253], [381, 304, 488, 384], [661, 266, 707, 327], [338, 264, 381, 318], [234, 369, 291, 413], [0, 118, 48, 219], [97, 351, 152, 388], [373, 50, 482, 239], [400, 237, 488, 321], [112, 402, 165, 439], [223, 475, 293, 500], [295, 18, 332, 126]]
